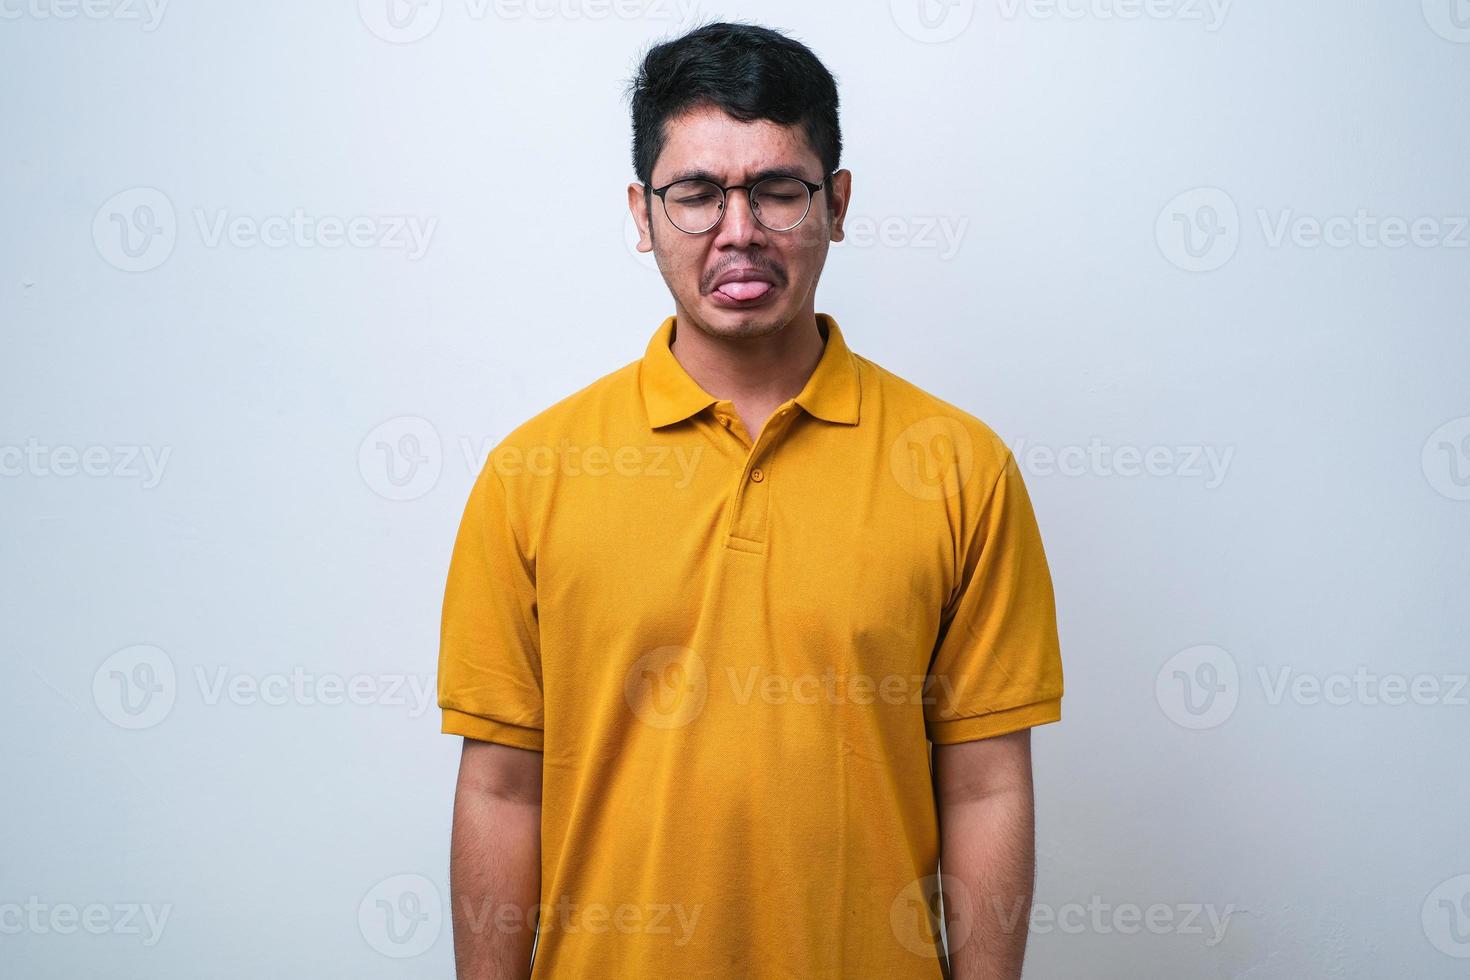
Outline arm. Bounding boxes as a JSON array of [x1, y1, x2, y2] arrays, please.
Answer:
[[933, 728, 1037, 980], [450, 737, 543, 980]]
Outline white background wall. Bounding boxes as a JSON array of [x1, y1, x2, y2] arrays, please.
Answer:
[[2, 1, 1467, 977]]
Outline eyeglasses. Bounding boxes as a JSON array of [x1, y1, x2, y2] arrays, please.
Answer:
[[646, 173, 832, 234]]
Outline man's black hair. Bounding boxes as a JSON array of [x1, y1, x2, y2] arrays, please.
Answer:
[[627, 21, 842, 194]]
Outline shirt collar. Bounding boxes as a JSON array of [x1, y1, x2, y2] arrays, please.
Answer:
[[640, 312, 862, 430]]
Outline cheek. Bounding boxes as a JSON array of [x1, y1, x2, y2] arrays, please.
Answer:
[[788, 211, 833, 252], [778, 242, 825, 286], [653, 239, 705, 288]]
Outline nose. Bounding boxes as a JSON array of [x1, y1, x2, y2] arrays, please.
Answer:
[[712, 186, 767, 248]]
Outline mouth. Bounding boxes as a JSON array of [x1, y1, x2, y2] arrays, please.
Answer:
[[708, 271, 778, 307]]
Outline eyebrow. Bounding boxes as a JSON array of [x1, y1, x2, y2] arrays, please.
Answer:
[[661, 165, 820, 185]]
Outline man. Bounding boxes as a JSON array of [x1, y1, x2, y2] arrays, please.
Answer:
[[438, 21, 1064, 980]]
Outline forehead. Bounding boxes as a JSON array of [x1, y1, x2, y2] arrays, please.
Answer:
[[653, 104, 821, 183]]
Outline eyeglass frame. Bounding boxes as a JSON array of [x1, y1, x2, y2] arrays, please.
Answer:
[[645, 171, 835, 234]]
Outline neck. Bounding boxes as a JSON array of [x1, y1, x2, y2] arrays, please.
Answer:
[[668, 309, 827, 409]]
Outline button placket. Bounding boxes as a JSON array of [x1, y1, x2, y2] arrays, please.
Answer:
[[724, 402, 795, 550], [713, 402, 753, 450]]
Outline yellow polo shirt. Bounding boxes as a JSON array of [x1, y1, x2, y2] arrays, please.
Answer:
[[438, 313, 1063, 978]]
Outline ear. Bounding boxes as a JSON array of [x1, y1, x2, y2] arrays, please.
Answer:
[[628, 183, 654, 253], [827, 169, 852, 243]]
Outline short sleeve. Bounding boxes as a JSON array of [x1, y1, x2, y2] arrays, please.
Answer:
[[924, 451, 1063, 744], [437, 461, 545, 751]]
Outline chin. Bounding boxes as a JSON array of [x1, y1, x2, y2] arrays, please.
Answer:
[[698, 307, 789, 340]]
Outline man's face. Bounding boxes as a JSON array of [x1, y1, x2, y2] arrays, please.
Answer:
[[629, 104, 850, 340]]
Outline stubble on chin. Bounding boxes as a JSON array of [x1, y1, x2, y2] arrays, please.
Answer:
[[686, 307, 790, 342]]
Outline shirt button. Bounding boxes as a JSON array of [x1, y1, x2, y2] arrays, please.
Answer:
[[717, 416, 730, 426], [750, 468, 765, 483]]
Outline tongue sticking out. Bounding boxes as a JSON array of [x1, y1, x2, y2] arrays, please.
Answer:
[[715, 280, 773, 302]]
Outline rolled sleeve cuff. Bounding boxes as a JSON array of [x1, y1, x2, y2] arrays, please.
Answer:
[[926, 696, 1061, 745], [442, 707, 544, 752]]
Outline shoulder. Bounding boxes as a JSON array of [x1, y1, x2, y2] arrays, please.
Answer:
[[486, 357, 644, 470], [852, 351, 1016, 491], [453, 355, 646, 538]]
